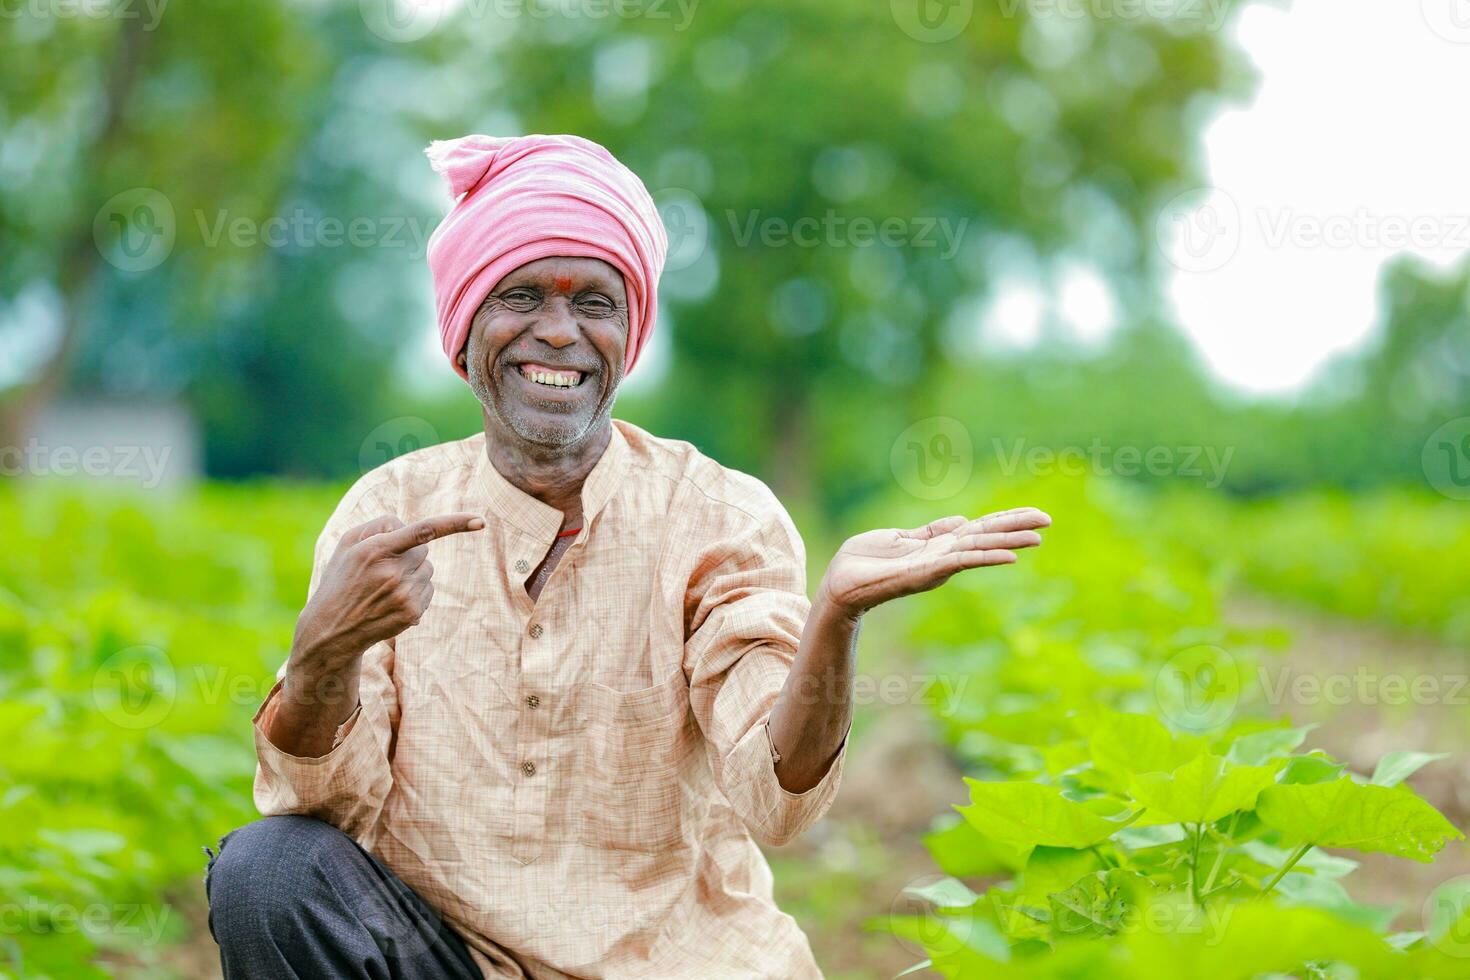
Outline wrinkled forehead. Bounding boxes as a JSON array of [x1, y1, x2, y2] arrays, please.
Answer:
[[491, 255, 627, 299]]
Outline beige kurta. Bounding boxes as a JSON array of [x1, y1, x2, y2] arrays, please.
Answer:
[[252, 417, 847, 978]]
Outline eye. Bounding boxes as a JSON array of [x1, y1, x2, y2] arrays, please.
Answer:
[[577, 293, 615, 315], [499, 288, 541, 312]]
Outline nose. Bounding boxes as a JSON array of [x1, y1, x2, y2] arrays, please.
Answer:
[[529, 297, 578, 349]]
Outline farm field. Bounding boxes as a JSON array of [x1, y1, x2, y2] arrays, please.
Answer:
[[10, 3, 1469, 976], [2, 475, 1468, 978]]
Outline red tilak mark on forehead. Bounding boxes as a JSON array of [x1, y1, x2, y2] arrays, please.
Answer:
[[552, 275, 574, 292]]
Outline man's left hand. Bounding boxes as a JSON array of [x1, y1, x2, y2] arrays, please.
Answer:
[[817, 507, 1052, 618]]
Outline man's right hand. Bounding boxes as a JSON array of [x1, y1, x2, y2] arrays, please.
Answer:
[[290, 513, 486, 672], [267, 513, 485, 757]]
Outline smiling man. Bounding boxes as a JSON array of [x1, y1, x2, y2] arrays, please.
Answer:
[[203, 134, 1050, 979]]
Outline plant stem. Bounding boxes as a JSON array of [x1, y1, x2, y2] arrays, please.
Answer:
[[1201, 811, 1240, 896], [1189, 823, 1203, 907], [1261, 843, 1313, 895]]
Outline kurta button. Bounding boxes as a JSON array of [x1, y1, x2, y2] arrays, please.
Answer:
[[521, 761, 536, 776], [514, 559, 530, 574], [526, 694, 541, 708], [529, 623, 544, 638]]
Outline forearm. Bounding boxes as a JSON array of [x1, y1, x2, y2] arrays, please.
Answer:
[[262, 640, 364, 758], [767, 590, 861, 793]]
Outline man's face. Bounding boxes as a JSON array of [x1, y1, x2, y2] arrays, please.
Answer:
[[462, 256, 628, 451]]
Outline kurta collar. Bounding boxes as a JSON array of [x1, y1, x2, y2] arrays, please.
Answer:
[[473, 419, 629, 540]]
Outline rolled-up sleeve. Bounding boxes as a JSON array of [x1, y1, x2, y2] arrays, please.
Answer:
[[252, 483, 400, 840], [683, 490, 848, 847]]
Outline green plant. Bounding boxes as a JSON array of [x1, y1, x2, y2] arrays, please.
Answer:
[[0, 482, 340, 977], [867, 473, 1469, 978]]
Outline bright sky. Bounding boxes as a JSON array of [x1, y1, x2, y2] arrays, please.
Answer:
[[1161, 0, 1470, 394]]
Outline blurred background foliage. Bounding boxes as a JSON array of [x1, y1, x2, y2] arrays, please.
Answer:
[[4, 0, 1470, 976], [4, 0, 1464, 506]]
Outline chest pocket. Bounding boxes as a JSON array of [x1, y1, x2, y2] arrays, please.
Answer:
[[576, 667, 701, 852]]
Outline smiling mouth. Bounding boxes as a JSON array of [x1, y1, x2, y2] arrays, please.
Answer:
[[512, 362, 588, 389]]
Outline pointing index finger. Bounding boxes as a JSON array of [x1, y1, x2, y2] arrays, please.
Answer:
[[377, 513, 486, 554]]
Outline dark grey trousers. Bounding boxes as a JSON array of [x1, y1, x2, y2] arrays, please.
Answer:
[[205, 815, 483, 979]]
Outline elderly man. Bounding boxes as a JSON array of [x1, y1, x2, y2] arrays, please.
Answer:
[[204, 134, 1050, 978]]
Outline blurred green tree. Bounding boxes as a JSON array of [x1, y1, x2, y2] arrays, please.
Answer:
[[424, 0, 1254, 508], [0, 1, 329, 454]]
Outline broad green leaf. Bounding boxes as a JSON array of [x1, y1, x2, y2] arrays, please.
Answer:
[[959, 780, 1126, 849], [1019, 846, 1105, 903], [1048, 869, 1156, 941], [1257, 778, 1464, 862], [1372, 751, 1449, 787], [1225, 725, 1312, 766], [988, 886, 1052, 942], [1089, 712, 1198, 780], [1126, 899, 1403, 978], [924, 816, 1032, 877], [1113, 823, 1187, 851], [1279, 752, 1348, 785], [1129, 754, 1277, 825]]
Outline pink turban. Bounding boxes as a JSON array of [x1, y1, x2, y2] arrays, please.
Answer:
[[424, 133, 668, 380]]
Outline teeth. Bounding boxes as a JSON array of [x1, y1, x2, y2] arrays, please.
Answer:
[[520, 366, 581, 388]]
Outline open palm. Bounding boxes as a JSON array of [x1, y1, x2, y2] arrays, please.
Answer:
[[818, 507, 1052, 617]]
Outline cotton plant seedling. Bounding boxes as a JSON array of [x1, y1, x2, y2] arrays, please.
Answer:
[[873, 475, 1470, 979], [884, 712, 1466, 978]]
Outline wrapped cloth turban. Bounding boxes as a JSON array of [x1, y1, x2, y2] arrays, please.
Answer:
[[424, 133, 668, 379]]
